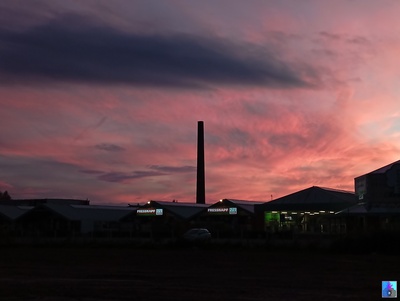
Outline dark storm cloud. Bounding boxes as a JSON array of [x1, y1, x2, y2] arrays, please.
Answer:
[[0, 15, 315, 88], [95, 143, 125, 152]]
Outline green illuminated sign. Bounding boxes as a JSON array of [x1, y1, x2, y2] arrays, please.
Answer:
[[264, 212, 280, 222]]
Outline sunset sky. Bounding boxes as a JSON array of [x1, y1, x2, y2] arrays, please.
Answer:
[[1, 1, 400, 205]]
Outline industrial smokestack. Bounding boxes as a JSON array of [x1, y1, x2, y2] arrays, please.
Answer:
[[196, 121, 205, 204]]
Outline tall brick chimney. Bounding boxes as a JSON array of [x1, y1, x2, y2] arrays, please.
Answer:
[[196, 121, 205, 204]]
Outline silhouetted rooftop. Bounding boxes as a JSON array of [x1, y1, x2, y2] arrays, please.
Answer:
[[220, 199, 265, 214], [359, 159, 400, 175], [260, 186, 357, 211], [19, 204, 136, 221], [146, 201, 208, 219], [0, 205, 33, 220]]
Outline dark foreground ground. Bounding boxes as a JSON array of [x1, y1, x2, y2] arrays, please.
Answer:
[[0, 244, 398, 301]]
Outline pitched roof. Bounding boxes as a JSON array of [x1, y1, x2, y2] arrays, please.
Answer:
[[148, 201, 209, 219], [261, 186, 356, 211], [221, 199, 264, 214], [0, 205, 33, 220], [360, 160, 400, 175], [21, 204, 136, 221]]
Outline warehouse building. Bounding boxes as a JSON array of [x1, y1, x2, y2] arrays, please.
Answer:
[[191, 199, 265, 238], [6, 158, 400, 243], [130, 200, 209, 239], [338, 160, 400, 234], [16, 203, 138, 239], [0, 205, 33, 241], [259, 186, 357, 235]]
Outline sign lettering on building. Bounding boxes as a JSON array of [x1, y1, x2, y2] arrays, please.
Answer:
[[137, 208, 164, 216], [207, 207, 237, 215]]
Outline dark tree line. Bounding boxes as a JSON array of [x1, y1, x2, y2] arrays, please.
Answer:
[[0, 191, 11, 200]]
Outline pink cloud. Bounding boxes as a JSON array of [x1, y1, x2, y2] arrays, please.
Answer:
[[1, 1, 400, 204], [2, 79, 398, 203]]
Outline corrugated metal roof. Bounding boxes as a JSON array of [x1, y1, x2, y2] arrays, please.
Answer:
[[261, 186, 357, 211], [149, 201, 208, 219], [0, 205, 33, 220], [222, 199, 264, 214], [31, 204, 136, 221]]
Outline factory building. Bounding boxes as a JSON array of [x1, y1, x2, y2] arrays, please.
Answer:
[[130, 200, 208, 239], [4, 121, 400, 244], [338, 160, 400, 234], [0, 205, 33, 242], [1, 160, 399, 244], [258, 186, 357, 236], [16, 203, 138, 239], [191, 199, 265, 238]]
